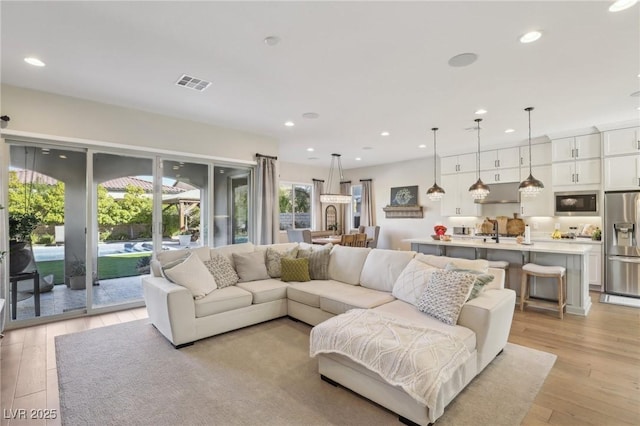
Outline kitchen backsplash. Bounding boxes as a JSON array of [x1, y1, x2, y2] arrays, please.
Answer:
[[444, 214, 602, 237]]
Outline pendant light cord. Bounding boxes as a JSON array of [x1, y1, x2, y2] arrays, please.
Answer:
[[475, 118, 482, 180], [432, 128, 438, 182], [526, 107, 534, 175]]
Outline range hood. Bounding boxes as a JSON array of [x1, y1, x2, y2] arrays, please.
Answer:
[[474, 182, 521, 204]]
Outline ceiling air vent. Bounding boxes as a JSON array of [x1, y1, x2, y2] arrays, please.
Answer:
[[175, 74, 211, 92]]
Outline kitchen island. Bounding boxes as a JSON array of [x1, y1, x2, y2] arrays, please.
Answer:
[[406, 238, 593, 316]]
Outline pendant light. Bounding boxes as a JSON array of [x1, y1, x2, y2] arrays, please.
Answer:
[[468, 118, 490, 199], [518, 107, 545, 197], [427, 127, 445, 201], [319, 153, 352, 204]]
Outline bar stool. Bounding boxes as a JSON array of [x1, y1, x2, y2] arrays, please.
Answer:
[[488, 260, 510, 289], [520, 263, 566, 319]]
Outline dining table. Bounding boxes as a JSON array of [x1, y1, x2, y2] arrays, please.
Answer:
[[311, 235, 343, 245]]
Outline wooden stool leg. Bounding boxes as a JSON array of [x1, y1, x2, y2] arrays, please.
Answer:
[[504, 268, 510, 290], [520, 272, 528, 311], [557, 274, 563, 319]]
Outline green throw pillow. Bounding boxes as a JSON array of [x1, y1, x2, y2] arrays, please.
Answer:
[[445, 264, 494, 300], [280, 257, 311, 282]]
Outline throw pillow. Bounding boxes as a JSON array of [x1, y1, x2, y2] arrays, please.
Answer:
[[265, 247, 299, 278], [445, 264, 494, 300], [280, 257, 311, 282], [162, 253, 217, 300], [233, 251, 270, 282], [417, 270, 475, 325], [297, 244, 332, 280], [204, 253, 240, 288], [392, 259, 438, 306]]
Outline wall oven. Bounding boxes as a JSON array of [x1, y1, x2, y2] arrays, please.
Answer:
[[554, 191, 599, 216]]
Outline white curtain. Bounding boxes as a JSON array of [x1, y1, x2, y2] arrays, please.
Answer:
[[340, 181, 351, 234], [255, 155, 279, 244], [312, 179, 324, 231], [360, 179, 374, 226]]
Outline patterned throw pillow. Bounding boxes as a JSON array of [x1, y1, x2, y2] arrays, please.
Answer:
[[417, 270, 475, 325], [445, 264, 494, 300], [204, 254, 239, 288], [280, 257, 311, 282], [392, 259, 438, 306], [297, 244, 332, 280], [266, 247, 299, 278]]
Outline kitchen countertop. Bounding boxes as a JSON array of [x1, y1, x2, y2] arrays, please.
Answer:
[[451, 234, 602, 245], [406, 237, 593, 255]]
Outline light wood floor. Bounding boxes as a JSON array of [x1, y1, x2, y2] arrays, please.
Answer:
[[1, 293, 638, 426]]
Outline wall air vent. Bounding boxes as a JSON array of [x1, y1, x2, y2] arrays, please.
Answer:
[[175, 74, 211, 92]]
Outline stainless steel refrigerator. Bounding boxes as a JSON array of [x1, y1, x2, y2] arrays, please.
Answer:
[[605, 191, 640, 298]]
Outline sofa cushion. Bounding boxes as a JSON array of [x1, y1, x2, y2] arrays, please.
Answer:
[[157, 246, 211, 266], [373, 300, 476, 352], [265, 246, 299, 278], [297, 244, 332, 280], [360, 249, 415, 292], [194, 286, 252, 318], [162, 253, 217, 300], [328, 245, 371, 285], [392, 259, 438, 306], [204, 254, 239, 288], [417, 270, 475, 325], [210, 242, 255, 269], [445, 264, 494, 301], [319, 287, 395, 315], [287, 281, 353, 308], [236, 279, 290, 304], [233, 251, 270, 282], [414, 254, 489, 273], [280, 258, 311, 282]]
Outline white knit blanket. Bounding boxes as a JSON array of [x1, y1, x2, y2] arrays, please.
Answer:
[[310, 309, 471, 420]]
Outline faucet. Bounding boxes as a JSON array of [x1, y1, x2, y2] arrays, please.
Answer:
[[492, 221, 500, 243]]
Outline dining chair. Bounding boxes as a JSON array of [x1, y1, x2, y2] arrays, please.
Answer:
[[355, 233, 367, 247], [358, 225, 380, 248], [287, 229, 312, 243], [340, 234, 357, 247]]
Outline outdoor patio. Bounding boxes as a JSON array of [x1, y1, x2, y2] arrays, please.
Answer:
[[11, 276, 144, 321]]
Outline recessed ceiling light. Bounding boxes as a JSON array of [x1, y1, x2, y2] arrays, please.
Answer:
[[380, 131, 390, 136], [448, 53, 478, 67], [505, 128, 515, 133], [609, 0, 638, 12], [355, 157, 362, 161], [475, 109, 487, 115], [520, 31, 542, 44], [264, 36, 280, 46], [418, 144, 427, 149], [306, 148, 314, 152], [24, 57, 45, 67], [284, 121, 295, 127], [302, 112, 319, 119], [631, 91, 640, 97], [637, 106, 640, 110]]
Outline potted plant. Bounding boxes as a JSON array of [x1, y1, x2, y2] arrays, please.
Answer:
[[178, 228, 192, 246], [8, 212, 40, 275], [68, 258, 87, 290]]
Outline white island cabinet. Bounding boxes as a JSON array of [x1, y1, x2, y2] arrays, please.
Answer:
[[406, 238, 592, 316]]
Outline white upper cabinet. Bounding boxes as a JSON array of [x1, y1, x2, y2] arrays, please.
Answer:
[[604, 156, 640, 191], [552, 133, 601, 162], [603, 127, 640, 156], [440, 172, 481, 216], [479, 147, 520, 170], [441, 153, 477, 175], [519, 142, 552, 167], [480, 167, 521, 184], [552, 158, 601, 186]]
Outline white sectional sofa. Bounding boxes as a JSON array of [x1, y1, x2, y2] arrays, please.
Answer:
[[142, 241, 516, 425]]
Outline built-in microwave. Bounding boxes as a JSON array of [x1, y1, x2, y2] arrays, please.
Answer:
[[554, 191, 599, 216]]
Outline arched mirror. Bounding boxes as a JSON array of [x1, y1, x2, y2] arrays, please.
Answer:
[[325, 205, 337, 232]]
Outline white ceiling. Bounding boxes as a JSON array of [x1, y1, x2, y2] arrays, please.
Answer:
[[1, 1, 639, 169]]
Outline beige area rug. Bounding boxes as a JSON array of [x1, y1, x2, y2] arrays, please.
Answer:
[[56, 318, 556, 426]]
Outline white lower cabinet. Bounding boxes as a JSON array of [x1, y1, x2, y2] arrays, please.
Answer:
[[604, 155, 640, 191], [441, 172, 481, 216], [589, 248, 602, 289], [519, 165, 553, 217]]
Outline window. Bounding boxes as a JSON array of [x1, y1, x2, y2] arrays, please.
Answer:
[[279, 182, 312, 230], [351, 184, 362, 229]]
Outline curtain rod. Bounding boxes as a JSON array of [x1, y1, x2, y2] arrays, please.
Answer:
[[312, 178, 325, 182], [340, 180, 352, 184], [255, 153, 278, 160], [360, 179, 372, 182]]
